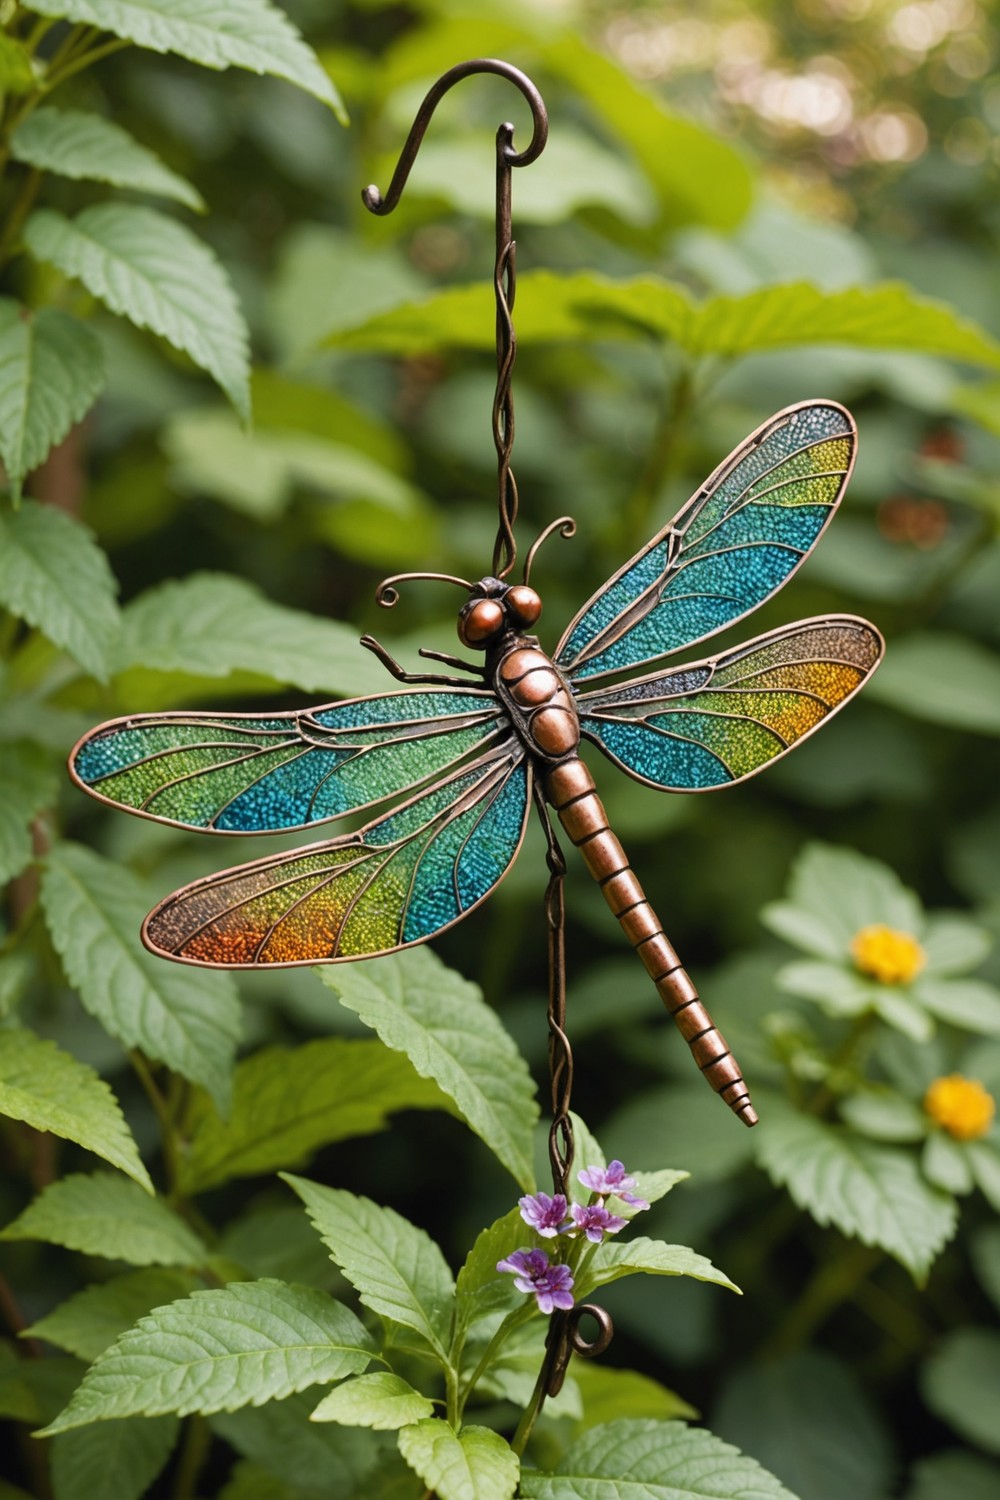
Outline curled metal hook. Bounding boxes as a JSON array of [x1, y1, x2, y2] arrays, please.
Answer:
[[543, 1301, 615, 1397], [375, 571, 473, 609], [523, 516, 576, 586], [362, 58, 548, 216]]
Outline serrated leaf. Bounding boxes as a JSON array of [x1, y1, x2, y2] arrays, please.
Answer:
[[42, 1280, 374, 1433], [0, 299, 106, 502], [574, 1237, 738, 1299], [179, 1038, 447, 1194], [219, 1203, 335, 1288], [571, 1364, 697, 1428], [41, 843, 240, 1111], [0, 1029, 151, 1190], [311, 1373, 434, 1430], [764, 843, 923, 957], [520, 1418, 797, 1498], [321, 947, 538, 1191], [921, 917, 993, 976], [1, 1173, 207, 1266], [0, 744, 55, 885], [282, 1175, 455, 1364], [839, 1091, 926, 1143], [922, 1133, 973, 1194], [28, 0, 343, 117], [27, 1270, 200, 1361], [397, 1420, 518, 1500], [967, 1142, 1000, 1211], [755, 1100, 957, 1280], [454, 1208, 526, 1333], [50, 1414, 179, 1500], [24, 205, 249, 419], [112, 572, 382, 698], [325, 270, 1000, 371], [212, 1395, 391, 1494], [920, 1328, 1000, 1454], [12, 108, 203, 211], [0, 502, 119, 680]]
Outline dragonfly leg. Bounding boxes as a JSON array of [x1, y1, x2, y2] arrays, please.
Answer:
[[360, 634, 481, 688], [417, 647, 486, 676]]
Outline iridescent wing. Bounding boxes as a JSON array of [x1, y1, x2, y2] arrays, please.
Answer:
[[576, 617, 883, 791], [141, 743, 531, 967], [69, 688, 506, 834], [555, 401, 856, 684]]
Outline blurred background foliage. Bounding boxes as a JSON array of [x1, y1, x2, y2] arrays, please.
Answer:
[[3, 0, 1000, 1496]]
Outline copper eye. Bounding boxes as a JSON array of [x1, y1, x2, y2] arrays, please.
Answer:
[[459, 598, 505, 648], [506, 585, 542, 627]]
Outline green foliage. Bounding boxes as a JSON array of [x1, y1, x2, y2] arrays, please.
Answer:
[[26, 1269, 200, 1360], [11, 108, 204, 209], [310, 1373, 435, 1431], [0, 503, 118, 677], [397, 1420, 519, 1500], [1, 1174, 208, 1266], [0, 1028, 151, 1189]]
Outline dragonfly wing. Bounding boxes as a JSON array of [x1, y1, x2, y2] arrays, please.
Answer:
[[142, 743, 532, 966], [577, 616, 883, 791], [69, 688, 508, 834], [556, 401, 856, 683]]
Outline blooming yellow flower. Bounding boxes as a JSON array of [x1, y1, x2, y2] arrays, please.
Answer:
[[850, 924, 926, 985], [924, 1074, 996, 1141]]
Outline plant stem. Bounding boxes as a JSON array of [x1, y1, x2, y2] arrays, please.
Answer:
[[0, 163, 39, 268], [171, 1414, 209, 1500], [511, 1360, 548, 1457], [456, 1302, 534, 1418], [130, 1049, 182, 1194], [44, 36, 129, 90]]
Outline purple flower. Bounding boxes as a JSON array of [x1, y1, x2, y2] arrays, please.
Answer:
[[577, 1159, 649, 1210], [570, 1202, 627, 1243], [518, 1191, 570, 1238], [496, 1248, 575, 1314]]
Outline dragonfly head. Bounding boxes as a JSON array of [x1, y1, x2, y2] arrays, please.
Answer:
[[458, 579, 543, 650]]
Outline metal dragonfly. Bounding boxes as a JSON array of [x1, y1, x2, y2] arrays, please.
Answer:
[[69, 62, 882, 1135], [69, 395, 882, 1130]]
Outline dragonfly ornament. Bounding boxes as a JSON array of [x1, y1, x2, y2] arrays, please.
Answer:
[[69, 65, 883, 1147]]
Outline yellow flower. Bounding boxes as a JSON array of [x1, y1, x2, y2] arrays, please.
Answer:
[[924, 1074, 996, 1141], [850, 924, 926, 985]]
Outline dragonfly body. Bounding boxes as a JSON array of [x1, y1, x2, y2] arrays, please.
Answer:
[[69, 401, 882, 1129], [486, 612, 756, 1124]]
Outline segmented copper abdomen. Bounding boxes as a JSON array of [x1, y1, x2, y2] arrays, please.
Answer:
[[498, 645, 581, 759], [545, 758, 758, 1127]]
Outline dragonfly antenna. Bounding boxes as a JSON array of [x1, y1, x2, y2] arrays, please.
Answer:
[[523, 516, 576, 585], [375, 572, 473, 609], [362, 59, 549, 585]]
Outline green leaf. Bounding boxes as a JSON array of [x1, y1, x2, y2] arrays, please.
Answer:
[[27, 0, 344, 118], [519, 1418, 797, 1498], [574, 1237, 738, 1299], [41, 842, 241, 1112], [219, 1203, 336, 1289], [0, 1028, 151, 1191], [764, 843, 924, 956], [714, 1351, 893, 1500], [971, 1224, 1000, 1313], [922, 917, 993, 976], [50, 1415, 179, 1500], [24, 205, 249, 420], [967, 1141, 1000, 1211], [454, 1208, 526, 1334], [907, 1450, 1000, 1500], [282, 1175, 455, 1364], [915, 979, 1000, 1034], [922, 1133, 973, 1194], [839, 1090, 926, 1143], [26, 1270, 200, 1360], [179, 1038, 447, 1194], [397, 1420, 518, 1500], [920, 1328, 1000, 1454], [1, 1173, 207, 1266], [321, 947, 539, 1191], [571, 1364, 697, 1428], [755, 1100, 957, 1280], [41, 1280, 374, 1433], [0, 33, 36, 94], [874, 988, 934, 1043], [326, 270, 1000, 371], [776, 961, 872, 1016], [112, 572, 383, 698], [866, 633, 1000, 736], [11, 109, 203, 210], [310, 1373, 434, 1430], [0, 502, 119, 680], [0, 744, 55, 885], [0, 299, 106, 503], [212, 1394, 390, 1495]]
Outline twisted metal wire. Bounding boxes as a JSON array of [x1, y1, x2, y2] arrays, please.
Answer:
[[491, 232, 519, 579]]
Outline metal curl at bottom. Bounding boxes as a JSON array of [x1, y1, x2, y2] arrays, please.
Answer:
[[543, 1301, 615, 1397]]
